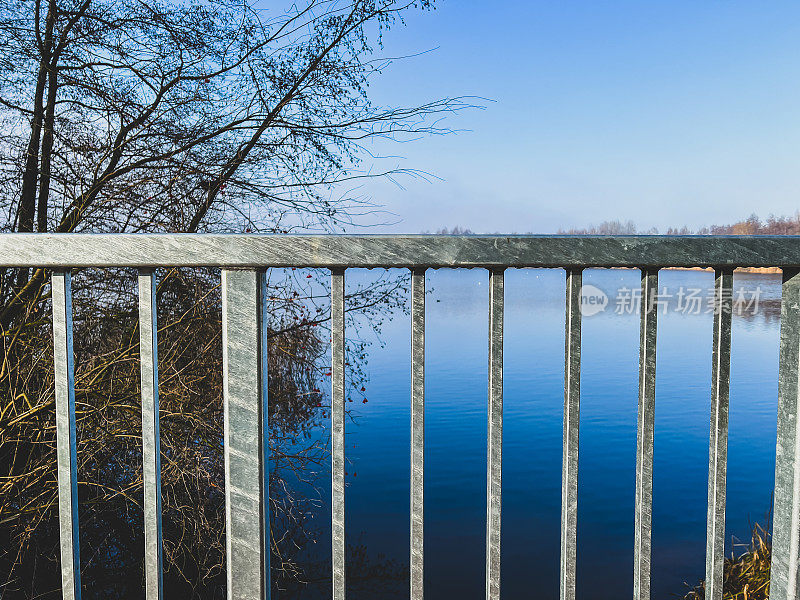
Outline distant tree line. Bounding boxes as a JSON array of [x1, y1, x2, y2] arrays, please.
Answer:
[[429, 226, 475, 235], [436, 213, 800, 236], [697, 213, 800, 235], [559, 213, 800, 235]]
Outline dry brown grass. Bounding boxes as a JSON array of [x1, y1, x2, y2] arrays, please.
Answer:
[[684, 523, 771, 600]]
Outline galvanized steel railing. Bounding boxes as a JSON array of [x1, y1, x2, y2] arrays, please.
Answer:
[[9, 233, 800, 600]]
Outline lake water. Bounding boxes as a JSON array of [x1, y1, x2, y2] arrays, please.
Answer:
[[284, 268, 781, 600]]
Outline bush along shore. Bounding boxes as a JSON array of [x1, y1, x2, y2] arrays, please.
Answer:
[[683, 523, 771, 600]]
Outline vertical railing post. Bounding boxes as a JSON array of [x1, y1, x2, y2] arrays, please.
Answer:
[[138, 270, 163, 600], [633, 269, 658, 600], [704, 269, 733, 600], [259, 271, 272, 596], [486, 268, 504, 600], [331, 268, 346, 600], [222, 269, 270, 600], [560, 268, 583, 600], [52, 270, 81, 600], [410, 268, 425, 600], [770, 268, 800, 600]]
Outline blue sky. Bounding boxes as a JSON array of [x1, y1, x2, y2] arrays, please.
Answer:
[[342, 1, 800, 233]]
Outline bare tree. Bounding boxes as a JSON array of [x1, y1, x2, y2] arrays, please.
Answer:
[[0, 1, 459, 597], [557, 219, 641, 235]]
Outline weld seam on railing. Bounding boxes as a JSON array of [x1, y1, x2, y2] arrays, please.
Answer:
[[770, 267, 800, 600], [52, 270, 81, 600], [331, 268, 346, 600], [410, 268, 425, 600], [704, 269, 732, 600], [222, 269, 270, 600], [633, 269, 658, 600], [560, 268, 582, 600], [486, 268, 504, 600], [138, 269, 163, 600]]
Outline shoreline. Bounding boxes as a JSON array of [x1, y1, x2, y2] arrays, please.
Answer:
[[665, 266, 782, 274]]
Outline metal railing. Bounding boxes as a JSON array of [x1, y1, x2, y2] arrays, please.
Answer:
[[8, 233, 800, 600]]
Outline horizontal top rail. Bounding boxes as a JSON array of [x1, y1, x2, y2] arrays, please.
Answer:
[[2, 233, 800, 268]]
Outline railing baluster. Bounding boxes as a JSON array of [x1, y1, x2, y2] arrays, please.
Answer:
[[138, 270, 163, 600], [486, 268, 504, 600], [633, 269, 658, 600], [705, 269, 732, 600], [52, 270, 81, 600], [560, 268, 583, 600], [221, 269, 270, 600], [331, 268, 346, 600], [770, 268, 800, 600], [410, 268, 426, 600], [259, 271, 273, 597]]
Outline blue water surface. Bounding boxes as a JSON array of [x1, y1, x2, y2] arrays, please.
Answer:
[[287, 268, 780, 600]]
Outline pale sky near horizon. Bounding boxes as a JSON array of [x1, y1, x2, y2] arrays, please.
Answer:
[[328, 1, 800, 234]]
